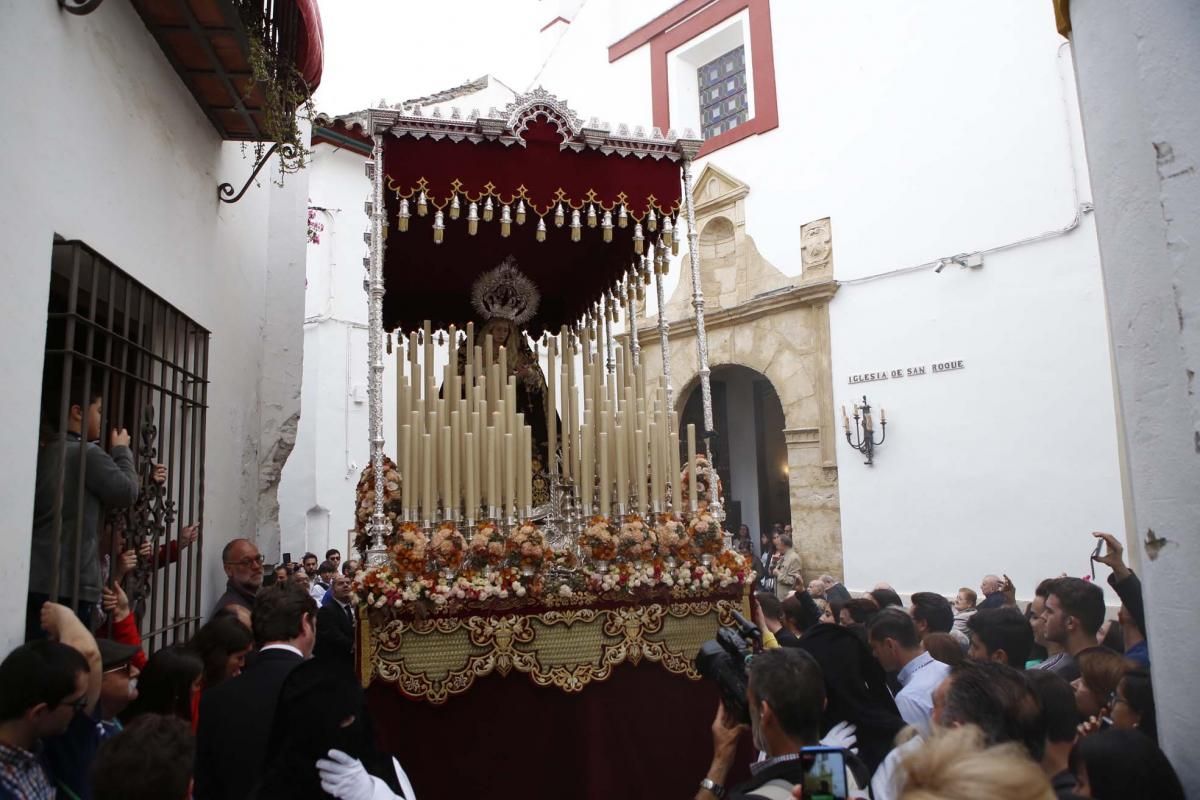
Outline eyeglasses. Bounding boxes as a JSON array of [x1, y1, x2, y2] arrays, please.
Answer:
[[1107, 691, 1126, 709], [224, 554, 265, 568], [103, 663, 134, 676]]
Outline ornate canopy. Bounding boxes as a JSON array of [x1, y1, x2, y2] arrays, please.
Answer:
[[359, 89, 702, 335]]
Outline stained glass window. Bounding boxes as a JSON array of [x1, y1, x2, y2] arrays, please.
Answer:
[[697, 45, 748, 139]]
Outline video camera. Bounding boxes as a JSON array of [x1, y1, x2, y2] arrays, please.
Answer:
[[694, 610, 761, 725]]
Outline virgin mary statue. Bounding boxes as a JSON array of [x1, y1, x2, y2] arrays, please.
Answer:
[[463, 258, 553, 507]]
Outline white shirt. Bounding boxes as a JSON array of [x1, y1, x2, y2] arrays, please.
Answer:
[[259, 643, 305, 658], [309, 582, 328, 603], [894, 651, 949, 738], [870, 735, 923, 800]]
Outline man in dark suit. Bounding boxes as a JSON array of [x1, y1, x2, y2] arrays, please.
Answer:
[[194, 581, 317, 800], [314, 573, 356, 662]]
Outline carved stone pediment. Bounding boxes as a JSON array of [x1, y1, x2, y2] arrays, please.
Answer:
[[692, 163, 750, 215]]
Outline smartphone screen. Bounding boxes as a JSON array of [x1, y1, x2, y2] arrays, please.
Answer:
[[801, 746, 848, 800], [282, 552, 292, 565]]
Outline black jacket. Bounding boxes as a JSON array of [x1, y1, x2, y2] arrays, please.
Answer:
[[194, 647, 304, 800], [315, 600, 356, 662], [794, 623, 905, 772], [1108, 571, 1145, 638]]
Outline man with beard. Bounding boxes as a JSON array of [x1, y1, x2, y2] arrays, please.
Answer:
[[694, 649, 868, 799]]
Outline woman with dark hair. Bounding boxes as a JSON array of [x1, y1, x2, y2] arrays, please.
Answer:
[[1070, 728, 1184, 800], [190, 612, 255, 691], [1111, 668, 1157, 742], [253, 658, 416, 799], [120, 644, 204, 726], [868, 587, 903, 610]]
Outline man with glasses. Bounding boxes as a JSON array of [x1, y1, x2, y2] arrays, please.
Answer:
[[0, 602, 100, 799], [213, 538, 265, 618]]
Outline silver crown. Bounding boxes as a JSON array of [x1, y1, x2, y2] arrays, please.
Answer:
[[470, 257, 540, 325]]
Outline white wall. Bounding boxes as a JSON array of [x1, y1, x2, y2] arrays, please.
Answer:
[[0, 2, 307, 650], [1067, 0, 1200, 789], [532, 1, 1127, 598]]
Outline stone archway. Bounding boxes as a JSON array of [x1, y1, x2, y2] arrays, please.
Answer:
[[627, 162, 844, 580], [678, 365, 790, 555]]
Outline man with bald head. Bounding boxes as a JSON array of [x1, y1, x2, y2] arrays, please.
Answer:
[[977, 574, 1006, 609], [212, 538, 264, 617]]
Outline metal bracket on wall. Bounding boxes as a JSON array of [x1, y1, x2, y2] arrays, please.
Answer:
[[58, 0, 105, 14], [217, 142, 296, 204]]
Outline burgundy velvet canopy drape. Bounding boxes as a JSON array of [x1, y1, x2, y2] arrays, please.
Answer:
[[379, 113, 685, 335]]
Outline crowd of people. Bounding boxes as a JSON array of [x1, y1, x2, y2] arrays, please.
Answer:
[[693, 528, 1183, 800], [6, 385, 1184, 800]]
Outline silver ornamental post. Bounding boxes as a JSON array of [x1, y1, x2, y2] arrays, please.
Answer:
[[655, 255, 674, 429], [367, 128, 391, 562], [680, 158, 724, 528]]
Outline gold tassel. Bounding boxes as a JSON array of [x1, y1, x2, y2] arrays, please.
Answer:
[[672, 234, 679, 256], [516, 200, 526, 225], [500, 204, 512, 238], [554, 202, 565, 228], [483, 197, 494, 222], [417, 191, 428, 217], [647, 208, 657, 232], [662, 215, 673, 247], [570, 208, 582, 242], [433, 210, 444, 244], [601, 210, 613, 243], [449, 194, 460, 220], [467, 202, 478, 236], [536, 217, 547, 242], [617, 204, 628, 228], [633, 222, 644, 255], [398, 198, 410, 232], [386, 332, 393, 354], [587, 204, 597, 228]]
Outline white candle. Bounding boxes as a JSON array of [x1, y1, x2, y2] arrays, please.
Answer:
[[448, 324, 458, 401], [504, 432, 515, 519], [598, 431, 610, 517], [615, 423, 628, 513], [450, 411, 461, 518], [524, 424, 533, 517], [487, 425, 498, 516], [423, 321, 433, 397], [409, 331, 420, 402], [687, 424, 698, 512], [635, 427, 647, 514], [400, 424, 412, 519], [441, 429, 452, 521], [422, 433, 434, 522], [581, 420, 594, 511], [464, 431, 476, 518], [466, 322, 475, 368], [671, 425, 682, 513], [498, 345, 508, 382], [649, 420, 660, 514]]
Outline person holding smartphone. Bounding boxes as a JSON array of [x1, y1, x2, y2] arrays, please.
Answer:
[[694, 649, 868, 800]]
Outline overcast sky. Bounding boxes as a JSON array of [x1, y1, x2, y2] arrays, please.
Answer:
[[312, 0, 547, 115]]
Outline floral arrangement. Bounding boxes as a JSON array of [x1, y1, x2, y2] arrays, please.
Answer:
[[688, 508, 723, 557], [617, 514, 656, 561], [679, 454, 724, 510], [579, 515, 618, 562], [352, 547, 753, 614], [353, 456, 403, 554], [429, 522, 466, 574], [469, 520, 507, 567], [507, 522, 549, 574], [389, 521, 427, 577], [654, 514, 688, 561]]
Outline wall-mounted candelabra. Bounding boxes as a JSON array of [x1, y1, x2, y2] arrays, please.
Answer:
[[843, 395, 886, 466]]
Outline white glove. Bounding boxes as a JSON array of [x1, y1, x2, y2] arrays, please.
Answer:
[[820, 720, 859, 754], [317, 749, 375, 800]]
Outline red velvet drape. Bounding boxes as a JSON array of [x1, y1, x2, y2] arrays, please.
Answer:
[[380, 119, 684, 335], [368, 662, 754, 800]]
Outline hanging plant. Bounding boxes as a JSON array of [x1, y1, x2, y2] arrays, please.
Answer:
[[238, 4, 315, 183]]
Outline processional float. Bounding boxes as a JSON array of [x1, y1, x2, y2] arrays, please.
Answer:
[[352, 88, 749, 617]]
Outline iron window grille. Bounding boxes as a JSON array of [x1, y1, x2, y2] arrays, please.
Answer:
[[37, 239, 210, 652], [697, 45, 749, 140]]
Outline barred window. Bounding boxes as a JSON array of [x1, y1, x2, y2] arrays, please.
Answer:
[[33, 239, 210, 652], [697, 45, 748, 140]]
